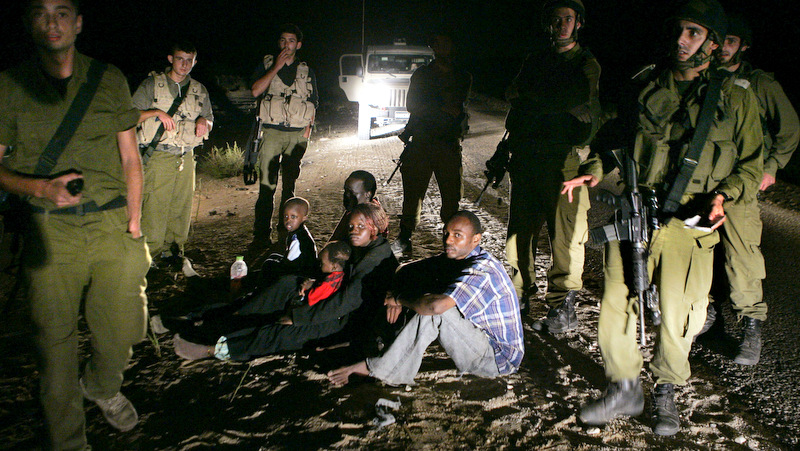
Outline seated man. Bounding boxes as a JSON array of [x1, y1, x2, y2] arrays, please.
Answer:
[[328, 211, 524, 386]]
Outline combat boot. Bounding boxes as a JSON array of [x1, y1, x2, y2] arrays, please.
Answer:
[[652, 383, 680, 436], [579, 379, 644, 425], [693, 302, 717, 341], [734, 316, 762, 365], [532, 291, 578, 333]]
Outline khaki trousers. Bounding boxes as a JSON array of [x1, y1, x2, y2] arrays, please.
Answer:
[[398, 138, 462, 237], [141, 149, 195, 257], [598, 219, 715, 385], [25, 207, 149, 450], [720, 200, 766, 320], [506, 148, 589, 307]]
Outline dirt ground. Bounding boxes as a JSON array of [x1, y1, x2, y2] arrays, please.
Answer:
[[0, 99, 796, 450]]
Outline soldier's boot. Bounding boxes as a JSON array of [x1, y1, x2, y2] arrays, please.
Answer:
[[734, 316, 762, 366], [652, 383, 680, 436], [579, 379, 644, 425], [391, 227, 413, 257], [519, 290, 535, 316], [693, 302, 717, 342], [532, 290, 578, 333]]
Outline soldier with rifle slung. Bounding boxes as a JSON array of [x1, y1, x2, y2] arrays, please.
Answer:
[[499, 0, 600, 319], [390, 32, 471, 257], [564, 0, 763, 436], [248, 23, 318, 253], [133, 41, 213, 268]]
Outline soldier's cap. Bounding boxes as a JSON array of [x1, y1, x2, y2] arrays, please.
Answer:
[[669, 0, 728, 44]]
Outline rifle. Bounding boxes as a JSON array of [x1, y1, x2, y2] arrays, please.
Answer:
[[475, 131, 510, 205], [242, 108, 263, 186], [384, 127, 413, 186], [589, 149, 661, 346]]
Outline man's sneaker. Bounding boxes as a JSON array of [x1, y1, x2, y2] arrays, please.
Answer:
[[652, 383, 680, 436], [80, 378, 138, 432], [734, 317, 762, 365], [579, 379, 644, 425], [532, 291, 578, 333], [390, 237, 412, 257]]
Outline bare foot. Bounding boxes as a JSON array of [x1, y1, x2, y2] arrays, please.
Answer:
[[327, 361, 369, 386], [173, 334, 214, 360]]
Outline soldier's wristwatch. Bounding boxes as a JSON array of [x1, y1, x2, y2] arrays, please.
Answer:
[[713, 190, 733, 202]]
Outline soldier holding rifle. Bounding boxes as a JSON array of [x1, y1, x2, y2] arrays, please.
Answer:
[[565, 0, 763, 436]]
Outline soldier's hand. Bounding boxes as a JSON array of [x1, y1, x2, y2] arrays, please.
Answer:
[[127, 219, 142, 239], [569, 103, 592, 123], [195, 117, 209, 137], [156, 110, 176, 131], [274, 48, 292, 69], [561, 175, 598, 203], [760, 172, 776, 191], [41, 172, 83, 207], [708, 194, 727, 230]]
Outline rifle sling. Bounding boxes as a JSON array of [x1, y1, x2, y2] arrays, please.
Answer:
[[662, 70, 725, 214], [140, 77, 191, 164], [34, 59, 108, 176]]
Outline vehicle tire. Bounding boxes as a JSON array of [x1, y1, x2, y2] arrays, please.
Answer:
[[357, 103, 372, 140]]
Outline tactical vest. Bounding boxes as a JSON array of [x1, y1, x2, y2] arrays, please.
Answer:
[[258, 56, 316, 128], [137, 72, 209, 149], [635, 69, 753, 203]]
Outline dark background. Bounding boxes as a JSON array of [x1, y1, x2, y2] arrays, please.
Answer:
[[3, 0, 800, 176]]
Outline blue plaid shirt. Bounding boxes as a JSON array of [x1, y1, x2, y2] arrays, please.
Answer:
[[443, 246, 524, 374]]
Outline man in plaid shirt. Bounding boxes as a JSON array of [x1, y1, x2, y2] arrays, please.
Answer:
[[328, 211, 524, 386]]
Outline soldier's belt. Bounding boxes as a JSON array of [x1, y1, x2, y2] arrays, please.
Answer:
[[30, 195, 127, 216]]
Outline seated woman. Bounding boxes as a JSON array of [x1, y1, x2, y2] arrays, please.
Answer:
[[172, 202, 398, 361]]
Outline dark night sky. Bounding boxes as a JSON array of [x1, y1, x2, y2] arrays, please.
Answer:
[[2, 0, 800, 110]]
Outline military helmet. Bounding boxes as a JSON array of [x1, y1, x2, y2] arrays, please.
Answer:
[[669, 0, 728, 44], [726, 14, 753, 46], [543, 0, 586, 22]]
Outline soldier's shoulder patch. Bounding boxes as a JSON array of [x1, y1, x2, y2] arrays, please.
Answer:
[[734, 78, 751, 90]]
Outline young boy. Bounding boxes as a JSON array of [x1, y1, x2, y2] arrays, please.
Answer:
[[300, 240, 351, 306], [259, 197, 317, 285]]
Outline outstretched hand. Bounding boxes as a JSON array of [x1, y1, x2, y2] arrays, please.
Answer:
[[561, 175, 599, 203]]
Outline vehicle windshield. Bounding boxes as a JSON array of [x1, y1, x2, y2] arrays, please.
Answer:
[[367, 54, 432, 74]]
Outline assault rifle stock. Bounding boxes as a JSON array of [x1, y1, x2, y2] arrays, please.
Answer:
[[590, 149, 661, 346]]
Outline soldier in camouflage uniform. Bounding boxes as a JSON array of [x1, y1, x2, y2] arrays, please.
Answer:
[[566, 0, 763, 435], [503, 0, 600, 326], [700, 14, 800, 366]]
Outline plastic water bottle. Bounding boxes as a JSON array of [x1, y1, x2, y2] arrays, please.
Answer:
[[230, 256, 248, 293]]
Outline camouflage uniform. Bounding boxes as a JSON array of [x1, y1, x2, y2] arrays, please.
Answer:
[[719, 61, 799, 321]]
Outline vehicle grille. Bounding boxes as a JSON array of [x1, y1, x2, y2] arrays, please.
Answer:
[[388, 88, 407, 108]]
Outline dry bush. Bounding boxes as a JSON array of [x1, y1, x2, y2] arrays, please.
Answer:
[[200, 142, 244, 178]]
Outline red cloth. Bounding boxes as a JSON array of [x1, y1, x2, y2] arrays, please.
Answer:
[[307, 271, 345, 306]]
